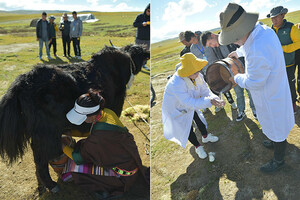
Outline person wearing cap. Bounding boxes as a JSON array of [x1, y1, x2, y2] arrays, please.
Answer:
[[178, 32, 191, 57], [219, 3, 294, 172], [267, 6, 300, 113], [162, 53, 224, 159], [184, 31, 237, 113], [62, 89, 146, 198], [48, 15, 58, 57], [70, 11, 83, 59], [59, 13, 71, 57], [133, 3, 150, 50], [36, 12, 52, 60], [201, 31, 257, 122]]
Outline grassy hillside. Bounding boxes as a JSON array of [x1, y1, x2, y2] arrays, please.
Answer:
[[151, 10, 300, 77], [0, 11, 150, 200], [151, 10, 300, 200]]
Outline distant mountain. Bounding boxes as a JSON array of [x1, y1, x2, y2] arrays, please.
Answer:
[[0, 10, 97, 15]]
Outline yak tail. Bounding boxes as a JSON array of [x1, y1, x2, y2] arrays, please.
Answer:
[[0, 79, 28, 164]]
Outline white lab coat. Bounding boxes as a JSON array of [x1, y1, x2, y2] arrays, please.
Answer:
[[234, 23, 295, 142], [162, 72, 218, 148]]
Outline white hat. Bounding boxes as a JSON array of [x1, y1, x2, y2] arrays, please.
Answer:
[[66, 101, 100, 125]]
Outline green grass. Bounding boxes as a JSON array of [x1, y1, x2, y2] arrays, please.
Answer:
[[0, 11, 150, 199], [0, 11, 146, 101], [151, 38, 182, 76]]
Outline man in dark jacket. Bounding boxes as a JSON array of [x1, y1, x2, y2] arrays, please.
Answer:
[[36, 12, 52, 60], [179, 32, 191, 57], [59, 13, 71, 57], [133, 4, 150, 50]]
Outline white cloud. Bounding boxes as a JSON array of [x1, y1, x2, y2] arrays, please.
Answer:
[[162, 0, 208, 21], [0, 0, 142, 12], [113, 0, 118, 2], [152, 18, 219, 43], [86, 0, 99, 7], [152, 0, 210, 43]]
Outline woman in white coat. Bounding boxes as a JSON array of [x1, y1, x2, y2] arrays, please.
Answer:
[[219, 3, 295, 172], [162, 53, 225, 159]]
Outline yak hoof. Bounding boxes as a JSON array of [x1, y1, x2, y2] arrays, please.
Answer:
[[50, 184, 60, 193]]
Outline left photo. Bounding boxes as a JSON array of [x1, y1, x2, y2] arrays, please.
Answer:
[[0, 1, 150, 199]]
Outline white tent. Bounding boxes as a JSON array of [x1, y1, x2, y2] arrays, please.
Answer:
[[60, 13, 98, 23]]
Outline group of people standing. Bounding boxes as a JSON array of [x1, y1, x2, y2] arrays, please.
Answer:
[[178, 30, 256, 121], [162, 3, 299, 173], [36, 11, 82, 60]]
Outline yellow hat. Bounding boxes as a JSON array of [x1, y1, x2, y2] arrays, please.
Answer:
[[177, 53, 208, 77]]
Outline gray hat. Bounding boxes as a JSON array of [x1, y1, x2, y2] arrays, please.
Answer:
[[49, 15, 56, 20], [219, 3, 258, 45], [178, 32, 185, 42], [266, 6, 288, 18], [195, 31, 202, 37]]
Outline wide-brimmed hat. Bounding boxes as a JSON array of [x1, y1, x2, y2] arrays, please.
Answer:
[[66, 101, 100, 125], [219, 3, 258, 45], [49, 15, 56, 20], [267, 6, 288, 18], [177, 53, 208, 77]]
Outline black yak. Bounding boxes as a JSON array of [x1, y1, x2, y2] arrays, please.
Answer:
[[0, 44, 150, 194]]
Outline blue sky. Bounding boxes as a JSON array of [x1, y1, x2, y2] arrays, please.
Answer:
[[152, 0, 300, 43], [0, 0, 149, 12]]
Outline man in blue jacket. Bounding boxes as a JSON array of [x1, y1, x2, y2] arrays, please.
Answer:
[[36, 12, 52, 60], [70, 11, 83, 59]]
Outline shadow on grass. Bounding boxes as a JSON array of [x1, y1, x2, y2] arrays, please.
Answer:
[[170, 110, 300, 200], [40, 56, 86, 65], [66, 56, 87, 63]]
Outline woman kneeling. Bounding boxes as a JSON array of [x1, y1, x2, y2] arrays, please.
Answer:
[[62, 89, 146, 198]]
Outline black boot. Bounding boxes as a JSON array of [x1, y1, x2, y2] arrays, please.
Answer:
[[260, 159, 285, 173], [263, 140, 274, 149]]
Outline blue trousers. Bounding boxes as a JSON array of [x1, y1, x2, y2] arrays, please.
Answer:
[[39, 38, 50, 58]]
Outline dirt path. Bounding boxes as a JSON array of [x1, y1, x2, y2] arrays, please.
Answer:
[[151, 71, 300, 200], [0, 43, 37, 54]]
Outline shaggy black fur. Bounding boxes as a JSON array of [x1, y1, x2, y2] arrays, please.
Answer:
[[0, 44, 150, 193]]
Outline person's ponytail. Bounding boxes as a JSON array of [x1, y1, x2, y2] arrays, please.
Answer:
[[88, 88, 105, 109]]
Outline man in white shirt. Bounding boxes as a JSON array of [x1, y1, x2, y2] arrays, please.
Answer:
[[219, 3, 294, 172]]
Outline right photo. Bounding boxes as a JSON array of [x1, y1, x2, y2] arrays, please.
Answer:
[[151, 0, 300, 199]]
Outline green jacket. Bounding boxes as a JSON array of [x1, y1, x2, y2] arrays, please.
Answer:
[[272, 20, 295, 67], [49, 22, 58, 38]]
